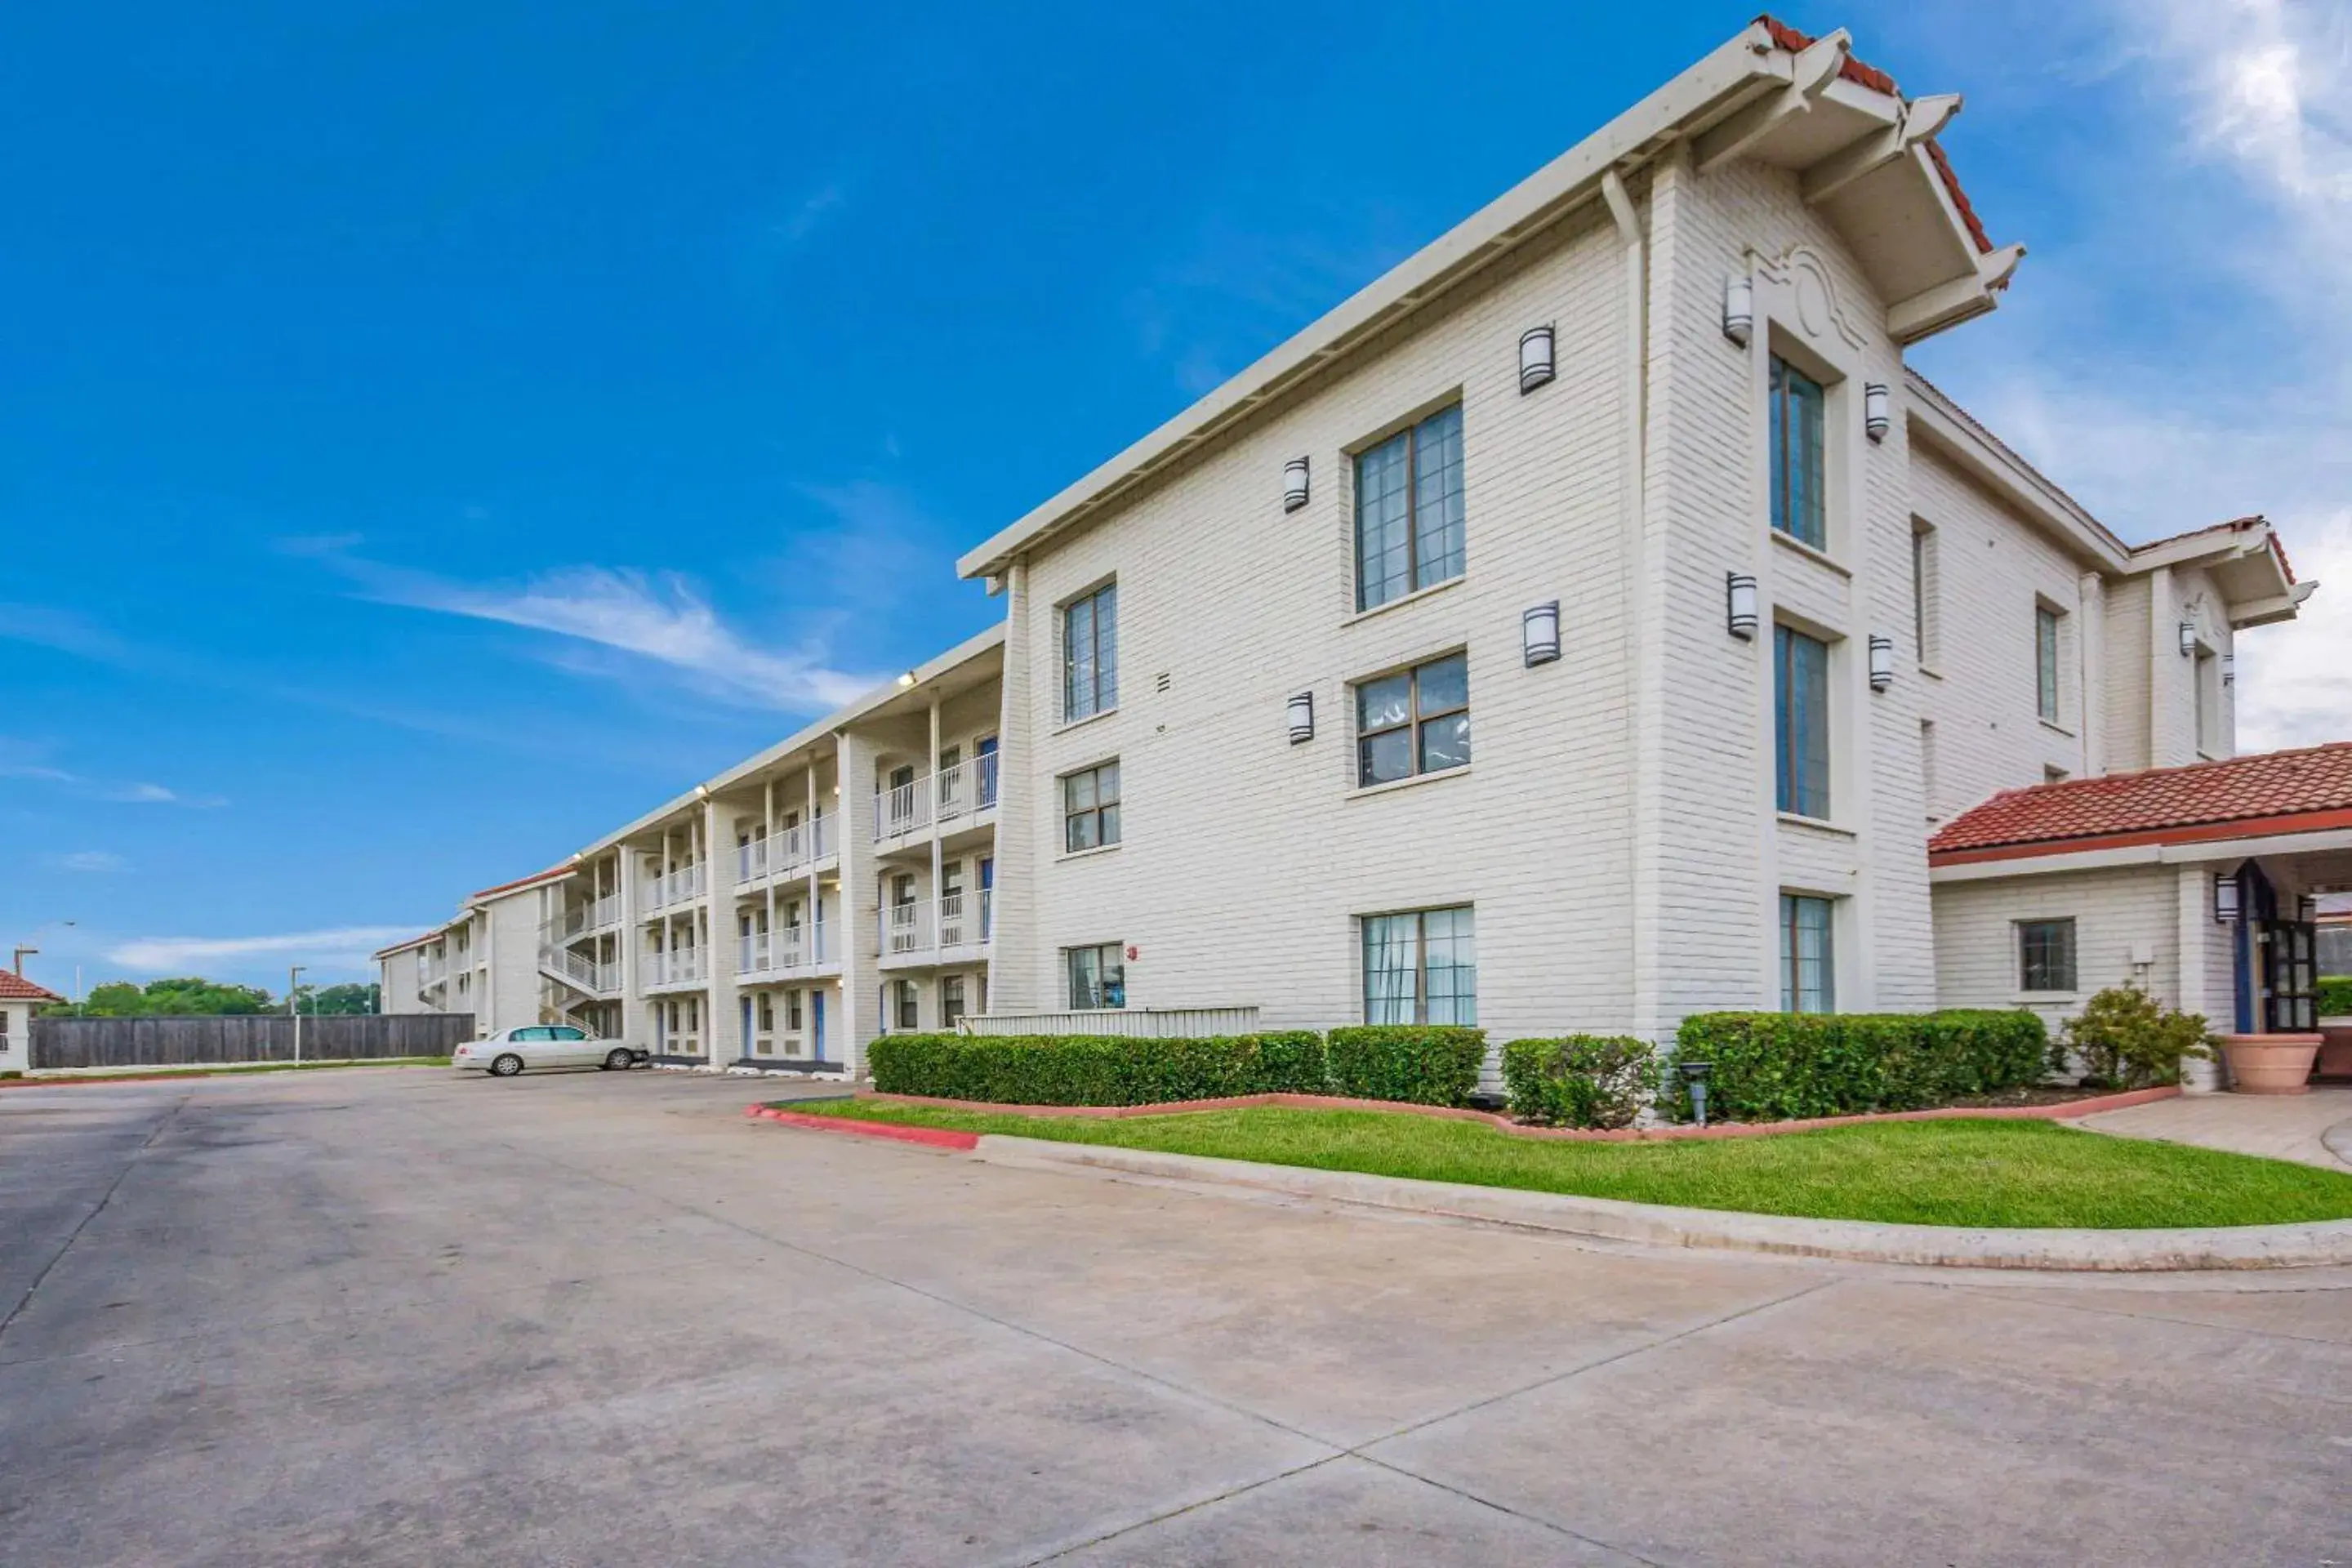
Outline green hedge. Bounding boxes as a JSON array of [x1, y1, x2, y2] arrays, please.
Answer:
[[1324, 1025, 1486, 1107], [866, 1030, 1325, 1107], [1502, 1036, 1659, 1129], [1659, 1009, 2047, 1123], [2319, 975, 2352, 1018]]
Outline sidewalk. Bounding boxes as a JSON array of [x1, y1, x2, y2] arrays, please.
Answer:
[[2072, 1089, 2352, 1172]]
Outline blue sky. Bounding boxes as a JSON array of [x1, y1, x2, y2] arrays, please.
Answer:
[[4, 2, 2345, 994]]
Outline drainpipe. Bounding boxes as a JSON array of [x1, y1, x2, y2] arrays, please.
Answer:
[[1603, 167, 1656, 1044]]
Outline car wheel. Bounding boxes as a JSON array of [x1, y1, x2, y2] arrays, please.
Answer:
[[489, 1053, 525, 1077], [602, 1048, 635, 1071]]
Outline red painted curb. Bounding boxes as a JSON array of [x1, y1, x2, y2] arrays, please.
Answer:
[[847, 1085, 2184, 1142], [744, 1103, 979, 1151]]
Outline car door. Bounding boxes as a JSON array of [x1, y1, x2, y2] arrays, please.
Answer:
[[544, 1025, 595, 1067]]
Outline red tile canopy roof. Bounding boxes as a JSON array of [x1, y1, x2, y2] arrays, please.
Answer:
[[1931, 743, 2352, 864], [0, 971, 66, 1003]]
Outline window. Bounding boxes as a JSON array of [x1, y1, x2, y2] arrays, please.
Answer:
[[1773, 626, 1830, 818], [550, 1027, 586, 1041], [893, 979, 920, 1031], [1356, 652, 1470, 788], [1770, 355, 1827, 549], [1062, 581, 1119, 721], [786, 989, 804, 1032], [1067, 943, 1125, 1009], [1362, 906, 1477, 1025], [1062, 760, 1121, 852], [1911, 521, 1938, 666], [1920, 719, 1939, 823], [942, 974, 967, 1027], [2036, 605, 2062, 724], [2020, 918, 2077, 992], [1354, 403, 1465, 611], [1780, 894, 1835, 1013]]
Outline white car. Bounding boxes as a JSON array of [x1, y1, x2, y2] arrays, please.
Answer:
[[454, 1026, 645, 1077]]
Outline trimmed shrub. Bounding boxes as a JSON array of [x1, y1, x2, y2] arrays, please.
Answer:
[[1323, 1025, 1486, 1107], [1659, 1009, 2047, 1122], [866, 1030, 1325, 1107], [2056, 986, 2215, 1090], [1502, 1036, 1659, 1129], [2318, 975, 2352, 1019]]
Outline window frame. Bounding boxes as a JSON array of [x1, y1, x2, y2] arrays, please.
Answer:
[[1779, 893, 1836, 1014], [1769, 354, 1828, 550], [2035, 604, 2063, 724], [1360, 905, 1477, 1026], [1773, 624, 1832, 819], [1354, 651, 1471, 789], [941, 974, 967, 1027], [1065, 943, 1126, 1010], [2018, 917, 2078, 994], [1352, 403, 1467, 612], [1061, 580, 1120, 724], [1060, 759, 1122, 853]]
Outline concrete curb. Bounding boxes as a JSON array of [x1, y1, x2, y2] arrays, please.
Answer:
[[744, 1104, 978, 1150], [971, 1135, 2352, 1272]]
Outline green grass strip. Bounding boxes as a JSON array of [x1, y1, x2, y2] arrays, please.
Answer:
[[769, 1100, 2352, 1230]]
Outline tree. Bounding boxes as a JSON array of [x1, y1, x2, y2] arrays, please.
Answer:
[[46, 977, 278, 1018], [305, 983, 380, 1016]]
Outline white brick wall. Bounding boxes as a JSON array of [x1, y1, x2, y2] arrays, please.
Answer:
[[1931, 864, 2179, 1034]]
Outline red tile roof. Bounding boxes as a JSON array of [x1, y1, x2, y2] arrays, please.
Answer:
[[1931, 744, 2352, 863], [2135, 514, 2296, 584], [0, 971, 65, 1003], [370, 931, 442, 961]]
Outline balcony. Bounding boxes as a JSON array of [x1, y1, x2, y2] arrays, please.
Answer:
[[877, 890, 993, 968], [639, 862, 708, 915], [734, 924, 828, 979], [874, 754, 1000, 846], [642, 948, 706, 990], [733, 812, 834, 889], [540, 946, 621, 999]]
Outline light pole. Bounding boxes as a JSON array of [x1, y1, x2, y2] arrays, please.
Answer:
[[289, 964, 306, 1065]]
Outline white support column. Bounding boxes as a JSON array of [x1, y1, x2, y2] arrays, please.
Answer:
[[835, 728, 880, 1075], [928, 696, 945, 1027], [988, 563, 1039, 1011], [808, 758, 826, 1061], [2178, 862, 2222, 1094], [703, 792, 736, 1069], [2077, 571, 2107, 777]]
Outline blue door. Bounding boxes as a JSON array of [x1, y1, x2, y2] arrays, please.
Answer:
[[812, 989, 826, 1062]]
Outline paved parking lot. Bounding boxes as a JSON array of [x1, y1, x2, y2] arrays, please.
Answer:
[[2, 1067, 2348, 1566]]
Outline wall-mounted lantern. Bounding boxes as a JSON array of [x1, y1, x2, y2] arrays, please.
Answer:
[[1283, 457, 1311, 513], [2213, 872, 2241, 924], [1868, 635, 1895, 692], [2222, 653, 2235, 687], [1286, 691, 1314, 745], [1522, 601, 1561, 666], [1726, 572, 1759, 640], [1864, 383, 1891, 443], [1518, 325, 1556, 394], [2179, 621, 2198, 657], [1722, 276, 1753, 346]]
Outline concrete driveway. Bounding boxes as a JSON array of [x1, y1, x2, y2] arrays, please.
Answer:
[[2, 1067, 2346, 1566]]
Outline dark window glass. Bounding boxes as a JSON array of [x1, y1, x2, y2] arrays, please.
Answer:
[[1356, 653, 1471, 788], [1774, 626, 1830, 817], [2020, 919, 2078, 991], [1355, 404, 1466, 611], [1770, 355, 1826, 549], [1780, 894, 1835, 1013], [1062, 583, 1119, 721], [1062, 760, 1121, 853]]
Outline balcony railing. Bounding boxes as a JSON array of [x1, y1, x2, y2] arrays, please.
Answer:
[[873, 755, 1000, 844], [639, 862, 707, 914], [733, 812, 833, 887], [734, 924, 825, 976], [541, 892, 623, 946], [643, 948, 706, 987], [879, 892, 994, 960], [541, 946, 621, 996]]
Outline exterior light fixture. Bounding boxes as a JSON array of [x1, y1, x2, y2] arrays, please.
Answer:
[[1680, 1058, 1713, 1128], [896, 670, 917, 688], [1283, 456, 1311, 513], [2213, 872, 2241, 924], [1868, 634, 1895, 692], [1722, 276, 1753, 346], [1522, 601, 1561, 666], [2221, 653, 2235, 687], [1518, 325, 1556, 394], [1286, 691, 1314, 745], [1726, 572, 1759, 640], [1863, 382, 1891, 443], [2178, 622, 2197, 657]]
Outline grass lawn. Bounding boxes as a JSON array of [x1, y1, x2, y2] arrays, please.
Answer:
[[772, 1099, 2352, 1230]]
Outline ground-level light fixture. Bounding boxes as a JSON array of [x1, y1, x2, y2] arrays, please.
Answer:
[[1287, 691, 1314, 745], [1864, 382, 1891, 443], [1680, 1058, 1713, 1128], [1522, 600, 1561, 666], [1283, 456, 1310, 513], [1722, 276, 1753, 346], [2213, 872, 2241, 924], [1726, 572, 1759, 640], [1518, 325, 1556, 394], [1869, 634, 1895, 692]]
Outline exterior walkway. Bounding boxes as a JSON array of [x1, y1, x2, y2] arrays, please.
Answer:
[[2073, 1088, 2352, 1171]]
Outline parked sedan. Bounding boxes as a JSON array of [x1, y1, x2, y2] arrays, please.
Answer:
[[453, 1025, 645, 1077]]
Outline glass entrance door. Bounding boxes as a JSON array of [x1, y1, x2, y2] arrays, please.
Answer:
[[2263, 920, 2317, 1032]]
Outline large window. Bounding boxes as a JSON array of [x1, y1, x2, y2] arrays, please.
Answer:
[[1062, 760, 1121, 853], [1770, 355, 1827, 550], [2019, 918, 2078, 992], [1780, 894, 1835, 1014], [1356, 653, 1470, 788], [1355, 403, 1465, 611], [1066, 943, 1125, 1009], [2035, 605, 2062, 724], [1362, 906, 1477, 1025], [941, 974, 968, 1028], [1062, 581, 1118, 722], [1774, 626, 1830, 818]]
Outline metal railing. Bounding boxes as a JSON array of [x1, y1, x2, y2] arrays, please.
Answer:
[[873, 755, 1000, 844], [734, 813, 833, 886], [541, 946, 621, 996], [879, 893, 994, 960], [542, 893, 622, 945], [883, 901, 928, 956], [644, 948, 706, 987], [962, 1005, 1260, 1038], [639, 862, 707, 913], [734, 924, 822, 975]]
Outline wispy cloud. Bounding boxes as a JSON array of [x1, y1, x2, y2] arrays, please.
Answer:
[[0, 741, 225, 808], [48, 849, 128, 873], [314, 552, 878, 712], [0, 604, 135, 664], [108, 925, 423, 975]]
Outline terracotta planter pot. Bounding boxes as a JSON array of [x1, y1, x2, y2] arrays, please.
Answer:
[[2220, 1033, 2322, 1095]]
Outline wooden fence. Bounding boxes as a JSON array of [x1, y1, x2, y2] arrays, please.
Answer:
[[29, 1013, 476, 1071]]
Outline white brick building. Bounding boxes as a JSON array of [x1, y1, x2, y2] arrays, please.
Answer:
[[385, 20, 2321, 1080]]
